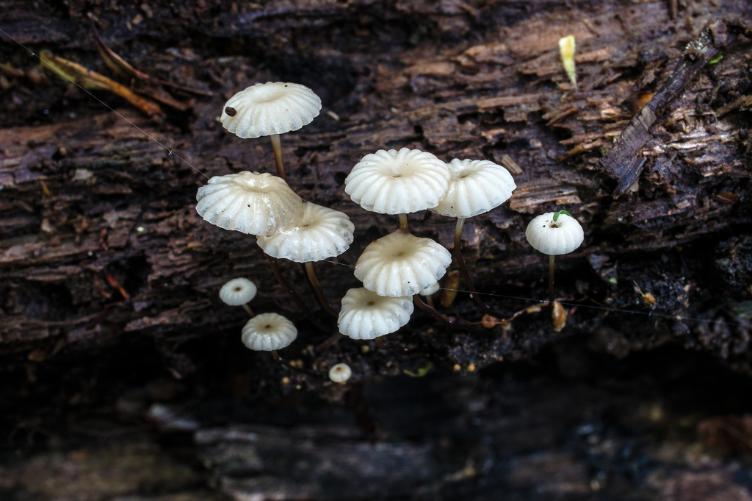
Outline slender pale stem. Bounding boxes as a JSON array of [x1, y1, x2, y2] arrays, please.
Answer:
[[304, 262, 337, 317], [548, 255, 556, 301], [242, 304, 254, 317], [453, 218, 465, 255], [398, 213, 409, 231], [270, 134, 285, 180]]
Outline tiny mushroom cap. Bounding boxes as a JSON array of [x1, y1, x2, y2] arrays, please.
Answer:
[[219, 277, 257, 306], [241, 313, 298, 351], [220, 82, 322, 139], [419, 282, 440, 297], [196, 171, 303, 237], [328, 363, 352, 384], [525, 211, 584, 256], [257, 202, 355, 263], [338, 287, 414, 340], [354, 231, 452, 297], [434, 159, 517, 218], [345, 148, 451, 214]]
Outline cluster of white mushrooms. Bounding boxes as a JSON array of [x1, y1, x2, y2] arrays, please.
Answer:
[[196, 81, 586, 365]]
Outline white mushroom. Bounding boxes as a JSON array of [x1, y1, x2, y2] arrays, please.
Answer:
[[328, 363, 352, 384], [354, 231, 452, 297], [433, 159, 516, 219], [419, 282, 440, 297], [241, 313, 298, 351], [345, 148, 450, 228], [219, 277, 257, 306], [338, 287, 413, 340], [196, 171, 303, 236]]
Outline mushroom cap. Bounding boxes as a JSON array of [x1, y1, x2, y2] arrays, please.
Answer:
[[419, 282, 440, 297], [525, 212, 584, 256], [338, 287, 413, 340], [344, 148, 451, 214], [241, 313, 298, 351], [196, 171, 303, 237], [257, 202, 355, 263], [219, 277, 257, 306], [354, 230, 452, 297], [328, 363, 352, 384], [433, 159, 516, 218], [220, 82, 321, 139]]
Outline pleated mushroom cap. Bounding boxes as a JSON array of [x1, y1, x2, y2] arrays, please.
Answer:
[[220, 82, 322, 139], [338, 287, 413, 340], [219, 277, 257, 306], [345, 148, 450, 214], [525, 212, 584, 256], [354, 231, 452, 297], [434, 159, 516, 218], [241, 313, 297, 351], [419, 282, 440, 297], [196, 171, 303, 236], [257, 202, 354, 263]]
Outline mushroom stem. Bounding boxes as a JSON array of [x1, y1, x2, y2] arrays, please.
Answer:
[[453, 218, 484, 310], [398, 213, 409, 231], [453, 217, 465, 254], [426, 295, 435, 308], [413, 296, 454, 325], [270, 134, 285, 180], [242, 304, 255, 317], [304, 262, 337, 317], [548, 255, 556, 301]]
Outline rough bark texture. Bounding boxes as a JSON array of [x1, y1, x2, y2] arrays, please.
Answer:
[[1, 0, 752, 499]]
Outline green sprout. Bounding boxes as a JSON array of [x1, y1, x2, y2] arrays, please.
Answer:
[[552, 209, 572, 222]]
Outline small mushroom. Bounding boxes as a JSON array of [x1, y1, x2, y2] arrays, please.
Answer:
[[328, 363, 352, 384], [354, 230, 452, 297], [345, 148, 450, 229], [219, 277, 257, 316], [257, 202, 354, 316], [525, 210, 584, 299], [196, 171, 303, 236], [338, 287, 413, 340], [219, 82, 321, 180], [241, 312, 298, 351]]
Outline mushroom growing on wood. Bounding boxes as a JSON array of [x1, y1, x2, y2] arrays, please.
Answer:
[[219, 277, 257, 316], [525, 210, 584, 299], [328, 363, 352, 384], [220, 82, 321, 180], [337, 287, 414, 340], [196, 171, 303, 236], [241, 312, 298, 351]]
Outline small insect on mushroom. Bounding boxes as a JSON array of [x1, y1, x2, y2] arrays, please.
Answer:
[[196, 171, 303, 237], [338, 287, 413, 340], [241, 312, 298, 351], [328, 363, 352, 384], [219, 82, 322, 180], [525, 210, 584, 300], [354, 231, 452, 297], [345, 148, 450, 230], [219, 277, 257, 316]]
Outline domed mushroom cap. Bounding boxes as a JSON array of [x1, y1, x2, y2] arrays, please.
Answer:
[[419, 282, 440, 297], [220, 82, 321, 139], [345, 148, 450, 214], [196, 171, 303, 237], [434, 159, 516, 218], [354, 231, 452, 297], [525, 212, 584, 256], [257, 202, 354, 263], [241, 313, 298, 351], [328, 363, 352, 384], [219, 277, 257, 306], [338, 287, 413, 340]]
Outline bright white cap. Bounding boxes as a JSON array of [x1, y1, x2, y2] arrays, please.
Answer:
[[257, 202, 354, 263], [525, 211, 584, 256], [434, 159, 516, 218], [328, 363, 352, 384], [219, 277, 257, 306], [419, 282, 440, 296], [345, 148, 450, 214], [220, 82, 321, 139], [196, 171, 303, 237], [354, 231, 452, 297], [338, 287, 413, 340], [241, 313, 297, 351]]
